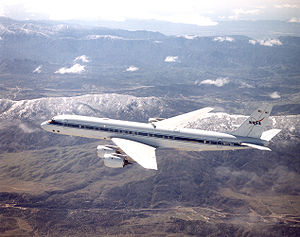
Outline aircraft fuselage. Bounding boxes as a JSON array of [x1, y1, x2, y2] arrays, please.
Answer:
[[41, 115, 266, 151]]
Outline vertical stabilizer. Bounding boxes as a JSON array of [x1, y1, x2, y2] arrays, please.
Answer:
[[231, 105, 273, 138]]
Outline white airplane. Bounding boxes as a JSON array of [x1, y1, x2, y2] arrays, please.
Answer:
[[41, 105, 281, 170]]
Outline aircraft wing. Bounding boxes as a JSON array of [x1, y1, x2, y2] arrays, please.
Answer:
[[154, 107, 214, 129], [241, 143, 271, 151], [111, 138, 157, 170]]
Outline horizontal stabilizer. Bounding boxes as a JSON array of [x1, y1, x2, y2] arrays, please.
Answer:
[[241, 143, 271, 151], [261, 129, 281, 141]]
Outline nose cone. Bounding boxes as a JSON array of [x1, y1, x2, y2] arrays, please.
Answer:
[[41, 121, 50, 131], [41, 121, 47, 127]]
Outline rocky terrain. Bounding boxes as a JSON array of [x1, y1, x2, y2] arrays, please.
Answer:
[[0, 17, 299, 236], [0, 94, 299, 236]]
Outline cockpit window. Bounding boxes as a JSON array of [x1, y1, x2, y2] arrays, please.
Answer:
[[49, 119, 55, 124]]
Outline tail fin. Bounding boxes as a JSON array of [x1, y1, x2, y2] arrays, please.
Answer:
[[231, 104, 273, 138]]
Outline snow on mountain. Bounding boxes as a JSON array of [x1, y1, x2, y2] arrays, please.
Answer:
[[0, 23, 50, 38], [0, 94, 298, 142], [86, 35, 125, 40], [189, 112, 299, 145], [249, 39, 283, 47], [0, 23, 14, 35], [0, 94, 169, 122], [0, 94, 298, 153], [190, 111, 297, 132]]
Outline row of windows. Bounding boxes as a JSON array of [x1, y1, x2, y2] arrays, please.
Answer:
[[51, 121, 241, 147]]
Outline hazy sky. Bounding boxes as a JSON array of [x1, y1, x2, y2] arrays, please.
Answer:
[[1, 0, 300, 25]]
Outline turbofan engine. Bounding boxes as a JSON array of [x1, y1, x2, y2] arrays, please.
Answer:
[[97, 145, 117, 158], [97, 145, 130, 168], [103, 154, 126, 168]]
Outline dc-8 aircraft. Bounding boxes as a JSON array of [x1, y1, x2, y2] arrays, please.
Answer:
[[41, 105, 281, 170]]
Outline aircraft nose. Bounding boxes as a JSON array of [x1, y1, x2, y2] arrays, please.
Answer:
[[41, 121, 49, 130]]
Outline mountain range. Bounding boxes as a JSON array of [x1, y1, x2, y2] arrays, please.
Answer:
[[0, 17, 299, 236]]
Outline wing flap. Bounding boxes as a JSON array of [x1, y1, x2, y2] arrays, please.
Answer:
[[112, 138, 157, 170], [154, 107, 214, 129]]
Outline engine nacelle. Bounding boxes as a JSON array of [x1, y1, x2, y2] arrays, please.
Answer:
[[148, 117, 165, 123], [103, 154, 125, 168], [97, 145, 116, 158]]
